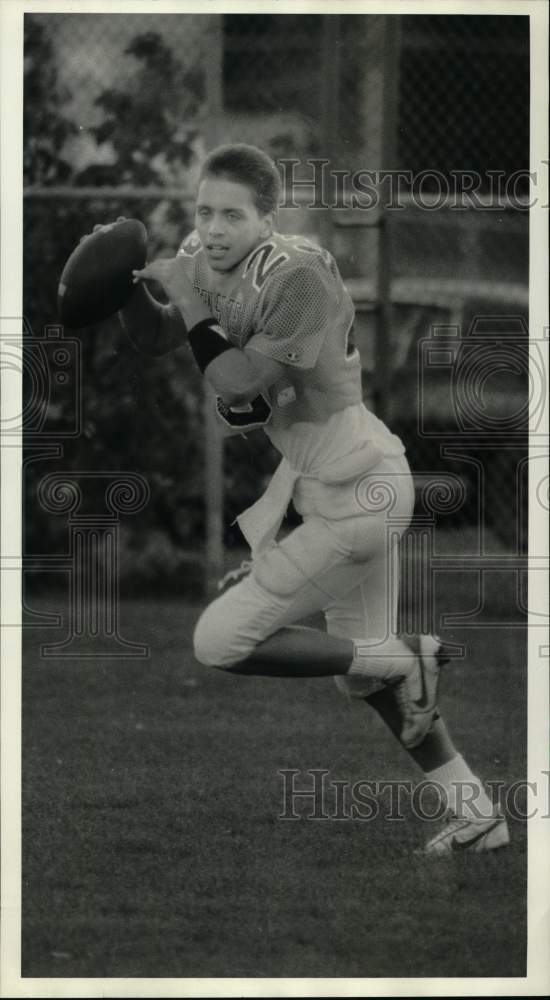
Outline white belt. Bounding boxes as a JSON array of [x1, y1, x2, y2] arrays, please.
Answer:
[[236, 440, 393, 556]]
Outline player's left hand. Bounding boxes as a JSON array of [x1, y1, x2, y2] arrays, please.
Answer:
[[132, 256, 192, 301], [133, 256, 210, 327]]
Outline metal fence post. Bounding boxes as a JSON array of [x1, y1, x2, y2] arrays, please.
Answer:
[[377, 16, 401, 426], [203, 13, 225, 597], [319, 14, 341, 254], [361, 15, 401, 424]]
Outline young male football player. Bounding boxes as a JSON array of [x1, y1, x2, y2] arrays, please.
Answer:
[[123, 143, 508, 854]]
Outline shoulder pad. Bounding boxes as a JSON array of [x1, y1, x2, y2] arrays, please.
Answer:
[[275, 232, 333, 267], [178, 230, 202, 256]]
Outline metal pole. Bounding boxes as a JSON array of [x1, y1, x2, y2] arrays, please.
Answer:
[[319, 14, 341, 253], [203, 387, 225, 596], [203, 14, 225, 596], [376, 16, 401, 425]]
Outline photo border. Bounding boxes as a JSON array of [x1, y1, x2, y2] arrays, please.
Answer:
[[2, 1, 548, 996]]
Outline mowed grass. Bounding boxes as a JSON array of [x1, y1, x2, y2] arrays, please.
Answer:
[[22, 572, 526, 978]]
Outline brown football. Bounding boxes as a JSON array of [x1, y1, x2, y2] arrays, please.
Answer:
[[57, 219, 147, 329]]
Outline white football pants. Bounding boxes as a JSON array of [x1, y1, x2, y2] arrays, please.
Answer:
[[193, 454, 415, 694]]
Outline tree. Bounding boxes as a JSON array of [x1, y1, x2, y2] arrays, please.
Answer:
[[76, 31, 204, 186], [24, 18, 77, 185]]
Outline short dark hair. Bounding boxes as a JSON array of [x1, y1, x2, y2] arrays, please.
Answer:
[[198, 143, 282, 215]]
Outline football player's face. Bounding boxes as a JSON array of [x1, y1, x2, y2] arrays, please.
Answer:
[[195, 177, 273, 273]]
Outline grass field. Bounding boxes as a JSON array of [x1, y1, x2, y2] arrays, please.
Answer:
[[22, 565, 527, 979]]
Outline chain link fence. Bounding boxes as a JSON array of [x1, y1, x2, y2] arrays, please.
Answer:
[[22, 11, 530, 589]]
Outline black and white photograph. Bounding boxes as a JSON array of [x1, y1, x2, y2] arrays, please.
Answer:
[[1, 0, 549, 995]]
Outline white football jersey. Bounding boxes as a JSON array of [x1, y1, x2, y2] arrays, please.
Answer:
[[178, 230, 404, 474]]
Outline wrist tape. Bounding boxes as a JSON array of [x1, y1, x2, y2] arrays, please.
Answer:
[[187, 317, 233, 373]]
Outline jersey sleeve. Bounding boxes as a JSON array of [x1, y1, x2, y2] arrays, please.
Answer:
[[175, 230, 202, 284], [246, 261, 335, 370]]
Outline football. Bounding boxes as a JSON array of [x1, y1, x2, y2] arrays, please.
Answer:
[[57, 218, 148, 329]]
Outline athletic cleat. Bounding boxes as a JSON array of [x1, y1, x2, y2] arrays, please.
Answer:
[[393, 634, 451, 749], [423, 813, 510, 855]]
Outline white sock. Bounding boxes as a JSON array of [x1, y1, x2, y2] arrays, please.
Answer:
[[348, 637, 416, 683], [425, 754, 495, 820]]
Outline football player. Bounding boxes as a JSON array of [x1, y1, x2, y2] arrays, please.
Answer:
[[124, 143, 508, 854]]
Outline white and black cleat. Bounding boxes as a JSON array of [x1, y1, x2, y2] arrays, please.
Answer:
[[393, 634, 452, 749], [423, 813, 510, 855]]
